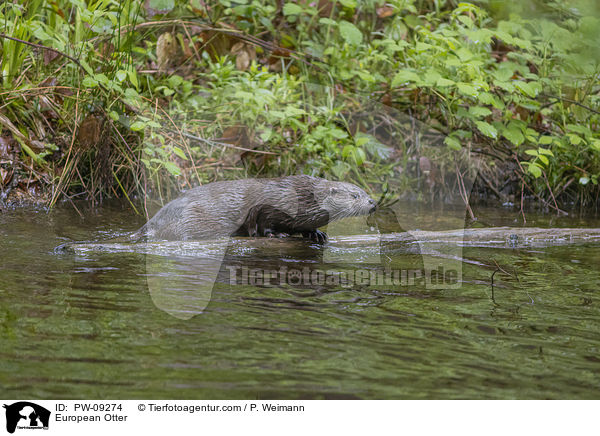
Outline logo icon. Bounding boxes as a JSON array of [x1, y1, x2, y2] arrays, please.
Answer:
[[3, 402, 50, 434]]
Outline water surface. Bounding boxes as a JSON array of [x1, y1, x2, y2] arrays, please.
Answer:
[[1, 202, 599, 399]]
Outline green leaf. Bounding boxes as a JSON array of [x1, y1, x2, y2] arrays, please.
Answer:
[[457, 83, 478, 97], [524, 149, 538, 157], [355, 133, 389, 157], [168, 75, 183, 88], [331, 161, 350, 179], [445, 57, 462, 68], [130, 121, 146, 131], [342, 145, 354, 159], [354, 147, 366, 165], [455, 47, 473, 61], [502, 126, 524, 146], [436, 77, 455, 87], [339, 21, 363, 45], [172, 147, 188, 160], [539, 136, 553, 145], [404, 15, 423, 29], [566, 124, 592, 137], [415, 42, 434, 52], [16, 138, 45, 166], [538, 148, 554, 157], [478, 92, 504, 109], [115, 70, 127, 82], [330, 128, 348, 139], [457, 15, 474, 28], [515, 81, 540, 98], [567, 133, 582, 145], [163, 161, 181, 176], [468, 106, 492, 118], [32, 26, 51, 42], [355, 136, 369, 147], [494, 80, 514, 93], [493, 67, 514, 82], [467, 28, 494, 44], [128, 70, 139, 89], [319, 18, 338, 26], [79, 59, 94, 75], [357, 70, 375, 82], [283, 3, 303, 15], [93, 73, 109, 85], [260, 128, 273, 142], [148, 0, 175, 11], [475, 121, 497, 139], [82, 77, 98, 88], [444, 136, 462, 150], [422, 70, 441, 86], [391, 70, 420, 86], [528, 163, 542, 178], [339, 0, 356, 8], [454, 129, 472, 140]]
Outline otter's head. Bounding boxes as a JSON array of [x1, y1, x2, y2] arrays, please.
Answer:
[[316, 180, 377, 221]]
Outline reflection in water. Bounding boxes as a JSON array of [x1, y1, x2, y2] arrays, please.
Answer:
[[145, 254, 222, 320], [0, 203, 599, 399]]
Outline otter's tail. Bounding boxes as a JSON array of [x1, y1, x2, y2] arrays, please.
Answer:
[[53, 227, 147, 254]]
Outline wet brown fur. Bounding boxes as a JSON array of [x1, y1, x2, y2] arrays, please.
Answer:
[[136, 175, 376, 242]]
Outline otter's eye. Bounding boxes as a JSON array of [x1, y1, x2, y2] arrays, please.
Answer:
[[351, 193, 359, 199]]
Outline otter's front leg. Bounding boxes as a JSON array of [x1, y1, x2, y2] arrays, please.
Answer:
[[302, 229, 328, 243], [264, 229, 290, 238]]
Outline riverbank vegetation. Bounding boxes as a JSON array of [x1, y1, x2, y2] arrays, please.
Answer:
[[0, 0, 598, 214]]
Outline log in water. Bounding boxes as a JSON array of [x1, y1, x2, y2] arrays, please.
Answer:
[[58, 227, 600, 255], [380, 226, 600, 248]]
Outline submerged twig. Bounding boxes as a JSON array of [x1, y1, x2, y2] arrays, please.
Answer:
[[489, 259, 534, 305], [490, 258, 517, 303], [455, 160, 475, 221], [520, 181, 527, 224], [543, 171, 561, 216]]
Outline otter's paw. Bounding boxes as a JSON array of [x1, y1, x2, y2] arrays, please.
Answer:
[[264, 229, 290, 238], [303, 230, 328, 243]]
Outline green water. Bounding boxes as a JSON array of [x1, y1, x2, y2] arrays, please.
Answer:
[[1, 202, 599, 399]]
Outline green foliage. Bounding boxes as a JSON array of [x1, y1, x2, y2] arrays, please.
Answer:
[[0, 0, 598, 207]]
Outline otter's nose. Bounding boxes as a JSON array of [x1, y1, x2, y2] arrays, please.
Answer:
[[368, 198, 377, 213]]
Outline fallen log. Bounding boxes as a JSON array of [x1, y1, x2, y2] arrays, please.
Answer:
[[56, 227, 600, 255]]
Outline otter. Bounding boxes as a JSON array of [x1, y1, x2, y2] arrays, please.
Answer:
[[135, 175, 377, 243]]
